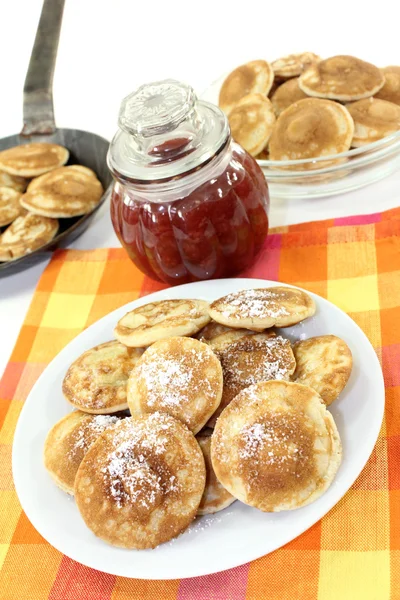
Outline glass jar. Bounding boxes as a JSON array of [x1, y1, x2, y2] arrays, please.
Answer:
[[108, 80, 270, 285]]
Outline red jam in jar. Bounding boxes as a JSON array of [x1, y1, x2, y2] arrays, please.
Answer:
[[109, 80, 269, 285]]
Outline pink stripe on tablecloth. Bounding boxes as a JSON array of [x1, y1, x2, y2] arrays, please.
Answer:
[[48, 557, 115, 600], [334, 213, 382, 226], [244, 233, 282, 281], [177, 563, 250, 600]]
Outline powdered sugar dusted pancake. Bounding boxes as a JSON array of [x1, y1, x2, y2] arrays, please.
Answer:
[[44, 411, 122, 494], [115, 299, 210, 347], [75, 413, 206, 549], [209, 286, 315, 329], [211, 381, 342, 512], [127, 336, 223, 434]]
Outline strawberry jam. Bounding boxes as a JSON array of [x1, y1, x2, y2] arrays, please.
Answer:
[[108, 80, 269, 284]]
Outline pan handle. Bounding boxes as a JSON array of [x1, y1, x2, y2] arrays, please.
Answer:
[[22, 0, 65, 136]]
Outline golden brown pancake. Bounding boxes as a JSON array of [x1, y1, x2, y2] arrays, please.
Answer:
[[127, 336, 223, 434], [20, 166, 103, 218], [196, 321, 259, 352], [347, 97, 400, 147], [272, 52, 320, 79], [75, 413, 206, 549], [0, 170, 28, 192], [209, 286, 316, 329], [228, 93, 276, 157], [219, 60, 274, 114], [211, 381, 342, 512], [0, 187, 23, 227], [268, 98, 354, 165], [271, 77, 308, 115], [299, 55, 384, 101], [0, 212, 58, 261], [207, 333, 295, 427], [63, 340, 144, 414], [197, 432, 235, 515], [375, 66, 400, 106], [44, 411, 123, 494], [114, 299, 210, 347], [0, 143, 69, 177], [292, 335, 352, 405]]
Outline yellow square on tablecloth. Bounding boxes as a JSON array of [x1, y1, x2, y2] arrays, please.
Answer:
[[327, 275, 380, 312], [318, 550, 390, 600], [41, 293, 94, 329]]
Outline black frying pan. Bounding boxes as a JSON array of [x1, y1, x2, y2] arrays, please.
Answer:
[[0, 0, 112, 277]]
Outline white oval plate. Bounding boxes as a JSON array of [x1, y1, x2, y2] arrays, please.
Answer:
[[12, 278, 384, 580]]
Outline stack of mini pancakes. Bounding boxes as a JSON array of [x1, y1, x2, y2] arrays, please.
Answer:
[[44, 287, 352, 549], [0, 142, 103, 261], [219, 54, 400, 168]]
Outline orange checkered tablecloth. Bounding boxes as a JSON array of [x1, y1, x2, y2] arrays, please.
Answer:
[[1, 207, 400, 600]]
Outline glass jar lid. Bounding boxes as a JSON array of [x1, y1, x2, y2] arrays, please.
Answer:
[[107, 79, 229, 182]]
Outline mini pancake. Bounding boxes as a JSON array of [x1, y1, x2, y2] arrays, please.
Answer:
[[196, 432, 235, 515], [63, 340, 144, 414], [219, 60, 274, 114], [75, 413, 206, 549], [127, 336, 223, 434], [228, 94, 276, 157], [44, 411, 123, 495], [20, 166, 103, 218], [0, 212, 58, 261], [209, 286, 316, 329], [207, 333, 295, 428], [0, 187, 23, 227], [271, 77, 308, 115], [0, 143, 69, 177], [272, 52, 320, 79], [196, 321, 259, 352], [292, 335, 352, 405], [114, 299, 210, 347], [268, 98, 354, 164], [0, 170, 28, 193], [27, 164, 98, 192], [375, 66, 400, 106], [211, 380, 342, 512], [347, 97, 400, 147], [299, 55, 384, 101]]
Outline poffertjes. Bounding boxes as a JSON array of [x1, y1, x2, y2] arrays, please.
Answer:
[[44, 411, 122, 494], [207, 333, 295, 427], [127, 336, 223, 434], [209, 286, 316, 329], [114, 299, 210, 347], [347, 97, 400, 147], [0, 143, 69, 177], [0, 212, 58, 261], [63, 341, 144, 414], [74, 413, 206, 549], [299, 55, 384, 101], [219, 60, 274, 115], [292, 335, 352, 405], [211, 381, 342, 512]]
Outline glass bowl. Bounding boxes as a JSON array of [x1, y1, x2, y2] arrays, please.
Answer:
[[201, 76, 400, 199]]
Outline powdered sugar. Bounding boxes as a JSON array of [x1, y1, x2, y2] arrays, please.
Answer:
[[101, 413, 179, 509], [239, 419, 302, 467], [220, 335, 295, 386], [136, 342, 217, 412], [69, 414, 120, 457], [219, 289, 290, 320], [139, 357, 194, 408]]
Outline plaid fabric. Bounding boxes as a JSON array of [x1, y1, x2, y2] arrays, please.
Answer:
[[1, 207, 400, 600]]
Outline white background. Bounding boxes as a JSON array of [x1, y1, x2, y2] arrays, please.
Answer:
[[1, 0, 400, 376]]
